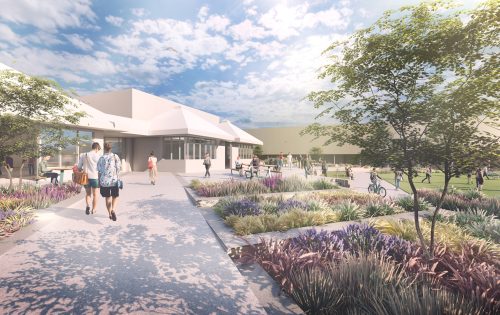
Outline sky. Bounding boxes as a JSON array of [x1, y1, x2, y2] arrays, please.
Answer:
[[0, 0, 484, 128]]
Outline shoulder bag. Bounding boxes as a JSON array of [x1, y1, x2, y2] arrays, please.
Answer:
[[73, 153, 89, 185], [114, 154, 123, 189]]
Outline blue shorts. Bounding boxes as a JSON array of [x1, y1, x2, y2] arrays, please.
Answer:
[[85, 179, 99, 188]]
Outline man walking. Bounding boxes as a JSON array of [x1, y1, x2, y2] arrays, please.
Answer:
[[421, 166, 432, 184], [78, 142, 101, 215]]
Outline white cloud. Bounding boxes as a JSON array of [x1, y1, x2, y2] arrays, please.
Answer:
[[229, 19, 267, 41], [198, 6, 209, 20], [105, 15, 124, 27], [0, 0, 96, 30], [65, 34, 94, 51], [131, 8, 147, 17], [25, 31, 64, 46], [0, 23, 23, 44]]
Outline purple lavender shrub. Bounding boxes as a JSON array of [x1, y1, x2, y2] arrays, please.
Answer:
[[222, 199, 262, 217]]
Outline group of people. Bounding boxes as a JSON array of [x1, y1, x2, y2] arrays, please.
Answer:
[[76, 142, 122, 221]]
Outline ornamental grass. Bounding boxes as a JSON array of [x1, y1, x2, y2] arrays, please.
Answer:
[[246, 224, 498, 314], [418, 188, 500, 216]]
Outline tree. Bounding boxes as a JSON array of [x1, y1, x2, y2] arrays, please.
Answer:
[[309, 146, 323, 161], [253, 145, 263, 157], [305, 0, 499, 258], [0, 70, 85, 189]]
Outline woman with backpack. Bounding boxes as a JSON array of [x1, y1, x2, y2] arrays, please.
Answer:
[[148, 151, 158, 185]]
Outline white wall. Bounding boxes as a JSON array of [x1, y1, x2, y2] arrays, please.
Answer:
[[132, 137, 162, 171]]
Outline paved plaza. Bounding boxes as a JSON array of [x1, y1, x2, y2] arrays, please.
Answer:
[[0, 172, 265, 314]]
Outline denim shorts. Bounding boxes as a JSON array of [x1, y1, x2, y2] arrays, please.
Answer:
[[85, 179, 99, 188]]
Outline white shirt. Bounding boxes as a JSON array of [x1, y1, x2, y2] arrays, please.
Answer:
[[287, 154, 292, 162], [78, 151, 101, 180], [148, 156, 158, 166]]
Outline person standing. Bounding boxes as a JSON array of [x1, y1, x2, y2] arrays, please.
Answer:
[[303, 156, 311, 179], [467, 169, 472, 185], [78, 142, 101, 215], [38, 156, 59, 184], [395, 169, 403, 191], [287, 152, 293, 169], [475, 168, 484, 191], [277, 152, 284, 170], [148, 151, 158, 185], [421, 166, 432, 184], [203, 153, 211, 178], [298, 155, 303, 169], [97, 143, 121, 221]]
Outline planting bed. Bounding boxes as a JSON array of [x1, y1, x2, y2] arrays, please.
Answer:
[[0, 183, 82, 239]]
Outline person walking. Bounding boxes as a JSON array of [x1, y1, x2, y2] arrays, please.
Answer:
[[395, 169, 403, 191], [483, 166, 490, 180], [78, 142, 101, 215], [38, 156, 59, 184], [303, 156, 311, 179], [475, 168, 484, 191], [203, 153, 211, 178], [321, 159, 327, 176], [148, 151, 158, 185], [277, 152, 284, 170], [97, 142, 121, 221], [467, 169, 472, 185], [298, 155, 303, 169], [421, 166, 432, 184], [287, 152, 293, 169]]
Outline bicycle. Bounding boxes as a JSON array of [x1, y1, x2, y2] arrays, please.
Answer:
[[368, 180, 387, 197]]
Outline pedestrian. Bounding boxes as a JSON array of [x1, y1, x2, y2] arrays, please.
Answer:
[[298, 155, 303, 169], [467, 169, 472, 184], [421, 166, 432, 183], [287, 152, 293, 169], [97, 142, 121, 221], [475, 168, 484, 191], [304, 156, 311, 179], [78, 142, 101, 215], [28, 157, 35, 176], [278, 152, 284, 170], [203, 152, 211, 178], [148, 151, 158, 185], [321, 159, 327, 176], [395, 169, 403, 191], [349, 166, 354, 180], [38, 156, 59, 184], [5, 156, 13, 170], [483, 166, 490, 180]]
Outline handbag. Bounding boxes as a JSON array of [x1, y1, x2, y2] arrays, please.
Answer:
[[114, 154, 123, 189], [73, 154, 89, 185], [148, 159, 154, 169]]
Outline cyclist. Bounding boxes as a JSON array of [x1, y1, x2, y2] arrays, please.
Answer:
[[369, 168, 382, 190]]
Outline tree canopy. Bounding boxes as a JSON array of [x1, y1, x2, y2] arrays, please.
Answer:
[[305, 0, 499, 257]]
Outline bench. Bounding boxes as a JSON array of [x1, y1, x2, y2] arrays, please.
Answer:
[[245, 168, 260, 179], [33, 176, 49, 184], [230, 167, 244, 176]]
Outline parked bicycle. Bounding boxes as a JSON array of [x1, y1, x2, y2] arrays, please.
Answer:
[[368, 180, 387, 197]]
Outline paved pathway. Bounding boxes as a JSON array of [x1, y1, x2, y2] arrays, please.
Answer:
[[350, 168, 408, 199], [0, 172, 265, 314]]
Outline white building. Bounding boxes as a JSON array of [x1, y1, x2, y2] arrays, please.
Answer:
[[1, 63, 262, 174]]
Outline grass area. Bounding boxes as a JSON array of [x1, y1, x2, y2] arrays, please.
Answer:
[[378, 172, 500, 198], [327, 170, 348, 178]]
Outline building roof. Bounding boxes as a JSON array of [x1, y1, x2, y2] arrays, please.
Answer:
[[0, 63, 261, 144]]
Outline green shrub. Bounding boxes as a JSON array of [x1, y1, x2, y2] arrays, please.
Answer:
[[396, 196, 430, 211], [311, 179, 338, 190], [336, 200, 365, 221], [365, 199, 403, 217]]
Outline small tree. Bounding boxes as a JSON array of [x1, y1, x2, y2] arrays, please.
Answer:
[[309, 147, 323, 161], [253, 145, 263, 157], [0, 70, 85, 189], [305, 0, 499, 258]]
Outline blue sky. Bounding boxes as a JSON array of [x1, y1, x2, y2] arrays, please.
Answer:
[[0, 0, 483, 128]]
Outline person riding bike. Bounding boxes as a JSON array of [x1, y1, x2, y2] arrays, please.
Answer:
[[370, 168, 382, 190]]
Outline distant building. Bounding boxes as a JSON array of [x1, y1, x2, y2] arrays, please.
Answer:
[[245, 126, 361, 164]]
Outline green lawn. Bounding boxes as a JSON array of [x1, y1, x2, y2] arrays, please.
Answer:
[[378, 172, 500, 198], [327, 170, 348, 178]]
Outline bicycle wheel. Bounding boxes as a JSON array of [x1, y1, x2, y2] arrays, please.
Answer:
[[378, 187, 387, 197], [368, 184, 375, 193]]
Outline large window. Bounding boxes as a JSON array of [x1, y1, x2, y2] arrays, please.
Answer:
[[238, 144, 254, 159], [45, 129, 93, 167], [163, 136, 218, 160]]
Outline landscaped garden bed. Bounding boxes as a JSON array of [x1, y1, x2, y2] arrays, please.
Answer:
[[190, 175, 339, 198], [418, 188, 499, 216], [245, 221, 499, 314], [0, 183, 82, 239], [213, 190, 409, 235]]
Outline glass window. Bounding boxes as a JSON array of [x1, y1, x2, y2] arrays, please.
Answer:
[[104, 138, 126, 159], [78, 130, 93, 154]]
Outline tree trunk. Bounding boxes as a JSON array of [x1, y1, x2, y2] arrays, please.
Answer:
[[429, 162, 450, 256], [407, 164, 430, 259], [4, 165, 13, 191], [18, 161, 25, 186]]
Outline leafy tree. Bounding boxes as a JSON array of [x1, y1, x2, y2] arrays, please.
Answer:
[[253, 145, 263, 157], [305, 0, 499, 258], [309, 146, 323, 161], [0, 70, 85, 189]]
